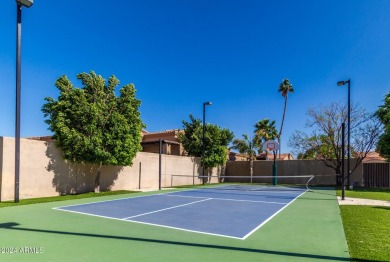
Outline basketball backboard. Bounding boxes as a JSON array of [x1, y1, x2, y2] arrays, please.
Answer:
[[262, 140, 280, 152]]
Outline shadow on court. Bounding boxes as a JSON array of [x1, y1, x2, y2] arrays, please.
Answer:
[[0, 222, 357, 262]]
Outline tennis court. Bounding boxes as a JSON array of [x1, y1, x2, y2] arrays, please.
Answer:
[[0, 187, 350, 262], [54, 186, 307, 239]]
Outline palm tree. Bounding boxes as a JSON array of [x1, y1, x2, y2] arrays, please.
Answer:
[[278, 79, 294, 158], [231, 134, 258, 182], [254, 119, 278, 159]]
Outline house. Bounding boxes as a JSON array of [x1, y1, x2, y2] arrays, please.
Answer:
[[27, 130, 185, 156], [228, 151, 294, 161], [27, 136, 53, 142], [141, 129, 185, 156], [228, 151, 248, 161], [28, 131, 295, 160], [361, 151, 386, 163], [256, 153, 294, 161]]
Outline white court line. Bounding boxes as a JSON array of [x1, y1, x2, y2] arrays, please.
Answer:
[[206, 189, 306, 194], [125, 219, 243, 240], [122, 198, 212, 219], [53, 191, 174, 210], [241, 190, 308, 240], [165, 194, 286, 205], [54, 208, 130, 222]]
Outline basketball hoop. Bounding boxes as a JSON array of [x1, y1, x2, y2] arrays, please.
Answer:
[[262, 140, 280, 152]]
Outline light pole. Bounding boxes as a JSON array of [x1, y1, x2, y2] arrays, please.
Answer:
[[202, 102, 212, 183], [341, 123, 345, 200], [337, 79, 351, 188], [15, 0, 33, 203]]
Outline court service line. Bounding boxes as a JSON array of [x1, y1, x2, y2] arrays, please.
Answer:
[[54, 208, 131, 222], [53, 191, 174, 210], [122, 198, 212, 220], [165, 194, 286, 205]]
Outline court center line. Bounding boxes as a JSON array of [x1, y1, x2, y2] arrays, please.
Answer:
[[165, 194, 287, 205], [122, 198, 212, 220]]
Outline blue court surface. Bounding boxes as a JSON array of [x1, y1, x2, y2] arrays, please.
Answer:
[[54, 187, 307, 239]]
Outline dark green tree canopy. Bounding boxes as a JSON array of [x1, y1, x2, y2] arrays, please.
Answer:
[[376, 91, 390, 160], [376, 93, 390, 125], [42, 71, 144, 167], [278, 79, 294, 97], [178, 114, 234, 168]]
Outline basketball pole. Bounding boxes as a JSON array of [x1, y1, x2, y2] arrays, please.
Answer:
[[159, 139, 162, 190], [263, 140, 279, 186], [273, 150, 277, 185]]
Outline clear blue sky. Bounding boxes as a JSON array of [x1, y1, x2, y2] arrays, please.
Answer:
[[1, 0, 390, 154]]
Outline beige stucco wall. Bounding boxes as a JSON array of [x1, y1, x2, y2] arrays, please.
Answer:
[[0, 137, 2, 201], [0, 137, 17, 201], [0, 137, 220, 201], [0, 137, 363, 201], [226, 158, 363, 186]]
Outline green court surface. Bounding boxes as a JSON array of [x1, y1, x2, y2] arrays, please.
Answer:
[[0, 189, 349, 262]]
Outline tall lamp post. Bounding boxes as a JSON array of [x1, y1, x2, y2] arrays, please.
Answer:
[[337, 79, 351, 188], [202, 102, 212, 183], [341, 123, 345, 200], [15, 0, 33, 203]]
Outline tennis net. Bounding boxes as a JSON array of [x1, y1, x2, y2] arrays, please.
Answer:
[[170, 175, 314, 191]]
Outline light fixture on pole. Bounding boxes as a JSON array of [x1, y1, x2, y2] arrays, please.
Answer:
[[17, 0, 33, 7], [15, 0, 33, 203], [337, 79, 351, 188], [202, 102, 212, 184]]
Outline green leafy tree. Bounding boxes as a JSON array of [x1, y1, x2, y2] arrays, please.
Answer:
[[231, 134, 259, 178], [254, 118, 278, 159], [42, 71, 144, 192], [278, 79, 294, 157], [376, 133, 390, 160], [289, 102, 382, 178], [178, 114, 234, 169], [376, 91, 390, 160]]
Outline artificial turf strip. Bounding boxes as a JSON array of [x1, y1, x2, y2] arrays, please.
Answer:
[[0, 190, 137, 208], [0, 189, 349, 262], [336, 188, 390, 201], [340, 205, 390, 262]]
